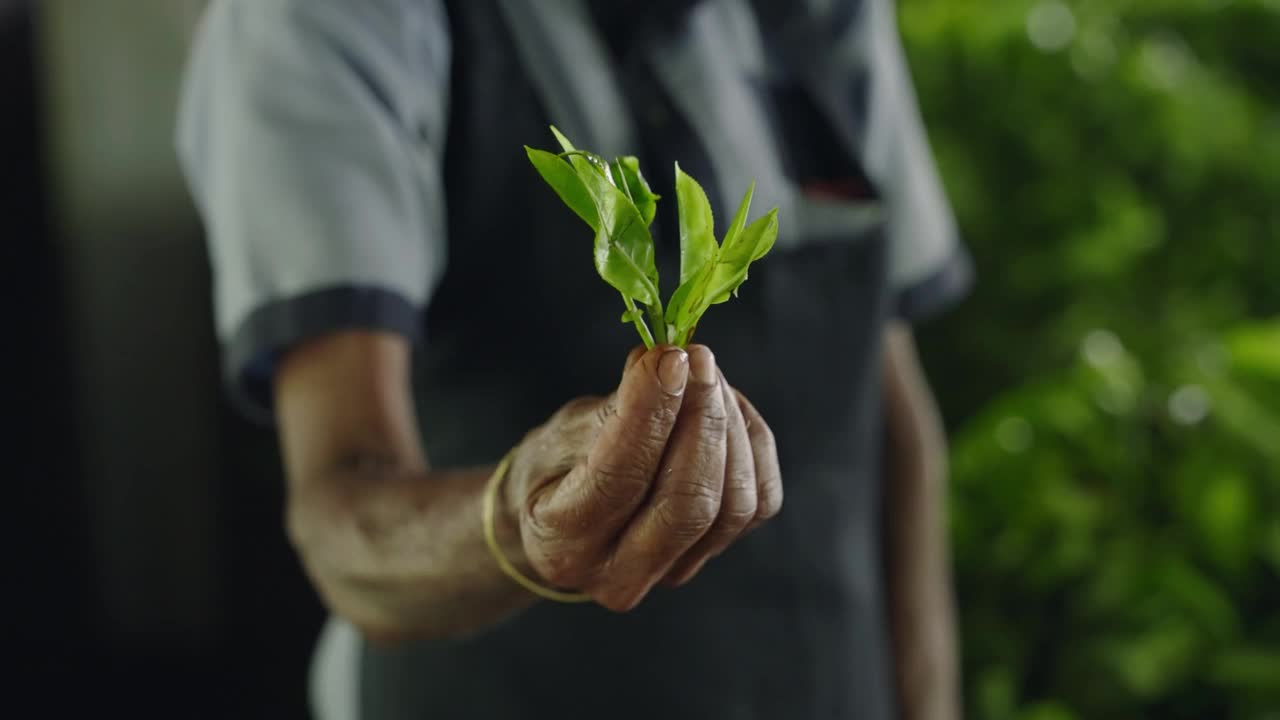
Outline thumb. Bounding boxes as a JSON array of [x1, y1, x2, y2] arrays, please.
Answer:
[[533, 346, 688, 530]]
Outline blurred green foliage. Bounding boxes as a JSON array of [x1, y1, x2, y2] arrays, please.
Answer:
[[900, 0, 1280, 717]]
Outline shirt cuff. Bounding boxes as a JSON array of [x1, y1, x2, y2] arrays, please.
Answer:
[[223, 285, 423, 424], [894, 248, 974, 323]]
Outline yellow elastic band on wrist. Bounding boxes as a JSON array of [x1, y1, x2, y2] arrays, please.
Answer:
[[483, 452, 591, 603]]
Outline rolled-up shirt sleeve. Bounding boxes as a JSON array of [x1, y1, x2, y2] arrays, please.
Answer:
[[176, 0, 450, 421]]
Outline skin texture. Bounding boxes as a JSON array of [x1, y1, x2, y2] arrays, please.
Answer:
[[276, 331, 781, 641], [882, 322, 962, 720], [277, 325, 960, 719]]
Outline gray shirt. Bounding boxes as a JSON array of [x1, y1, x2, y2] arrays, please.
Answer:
[[177, 1, 971, 717]]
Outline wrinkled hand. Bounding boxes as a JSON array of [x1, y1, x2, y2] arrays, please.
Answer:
[[506, 345, 783, 611]]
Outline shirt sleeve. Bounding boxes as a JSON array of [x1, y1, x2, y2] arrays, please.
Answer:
[[859, 0, 972, 322], [762, 0, 973, 323], [175, 0, 451, 422]]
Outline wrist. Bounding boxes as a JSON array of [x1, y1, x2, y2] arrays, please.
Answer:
[[495, 451, 539, 581], [488, 445, 591, 603]]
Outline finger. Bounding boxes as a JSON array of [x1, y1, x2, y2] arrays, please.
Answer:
[[736, 390, 783, 531], [662, 371, 757, 586], [529, 346, 688, 537], [597, 345, 726, 611], [623, 346, 646, 374]]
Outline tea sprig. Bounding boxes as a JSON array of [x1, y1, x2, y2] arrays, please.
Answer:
[[525, 127, 777, 348]]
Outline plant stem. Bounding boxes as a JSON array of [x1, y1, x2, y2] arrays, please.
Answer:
[[606, 239, 665, 345], [645, 300, 668, 346], [671, 324, 690, 348], [622, 294, 655, 349]]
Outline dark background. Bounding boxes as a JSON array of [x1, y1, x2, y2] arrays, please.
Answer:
[[7, 3, 321, 717], [8, 0, 1279, 718]]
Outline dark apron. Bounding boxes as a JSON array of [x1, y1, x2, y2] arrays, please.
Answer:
[[363, 2, 897, 717]]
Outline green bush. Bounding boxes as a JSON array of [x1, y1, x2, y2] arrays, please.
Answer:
[[899, 0, 1280, 717]]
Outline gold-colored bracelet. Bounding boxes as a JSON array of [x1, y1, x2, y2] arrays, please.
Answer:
[[482, 451, 592, 603]]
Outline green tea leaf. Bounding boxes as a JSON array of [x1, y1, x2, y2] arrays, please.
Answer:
[[664, 190, 776, 335], [531, 144, 657, 297], [721, 181, 755, 250], [551, 125, 611, 182], [707, 208, 778, 304], [610, 156, 660, 226], [667, 206, 777, 338], [534, 128, 660, 310], [594, 221, 658, 306], [749, 211, 777, 262], [526, 147, 600, 231], [665, 257, 715, 329], [574, 166, 659, 301], [528, 126, 776, 349], [550, 125, 577, 154], [675, 162, 717, 286]]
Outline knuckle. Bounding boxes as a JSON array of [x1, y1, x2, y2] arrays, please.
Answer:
[[526, 487, 577, 537], [655, 490, 720, 540], [589, 396, 617, 424], [525, 503, 558, 540], [725, 464, 757, 492], [721, 467, 758, 523], [589, 460, 652, 505], [645, 403, 681, 436], [756, 478, 784, 520], [531, 544, 591, 589], [713, 468, 757, 530], [554, 395, 603, 424], [539, 563, 579, 590], [697, 403, 729, 435], [719, 497, 759, 530], [751, 419, 777, 451], [618, 404, 679, 453]]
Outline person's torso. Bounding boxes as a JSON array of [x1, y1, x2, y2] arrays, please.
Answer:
[[365, 2, 898, 717]]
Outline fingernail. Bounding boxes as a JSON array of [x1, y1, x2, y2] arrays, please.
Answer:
[[690, 347, 717, 386], [658, 349, 689, 395]]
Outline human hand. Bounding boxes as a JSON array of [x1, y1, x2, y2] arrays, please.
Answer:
[[504, 345, 783, 611]]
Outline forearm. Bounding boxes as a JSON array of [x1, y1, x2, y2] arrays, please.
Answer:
[[272, 332, 538, 641], [882, 325, 961, 720], [271, 332, 780, 646], [884, 426, 960, 718], [287, 460, 536, 642]]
